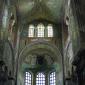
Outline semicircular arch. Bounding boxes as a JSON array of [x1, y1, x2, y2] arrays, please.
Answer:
[[18, 41, 63, 69]]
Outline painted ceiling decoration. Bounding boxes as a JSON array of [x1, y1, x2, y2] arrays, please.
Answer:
[[18, 41, 62, 69], [24, 54, 54, 65], [17, 0, 64, 23]]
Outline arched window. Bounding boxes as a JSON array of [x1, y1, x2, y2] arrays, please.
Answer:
[[47, 24, 53, 37], [37, 23, 45, 37], [36, 73, 45, 85], [28, 25, 34, 37], [49, 72, 56, 85], [2, 8, 8, 28], [25, 72, 32, 85], [27, 23, 54, 38]]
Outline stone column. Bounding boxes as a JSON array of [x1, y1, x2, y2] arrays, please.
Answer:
[[14, 28, 21, 85]]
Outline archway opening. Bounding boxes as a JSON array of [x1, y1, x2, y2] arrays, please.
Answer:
[[17, 42, 63, 85]]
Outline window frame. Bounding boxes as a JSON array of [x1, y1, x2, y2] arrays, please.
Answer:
[[37, 23, 45, 37], [47, 24, 53, 37], [28, 25, 35, 37], [49, 71, 56, 85], [25, 71, 32, 85], [36, 72, 46, 85], [28, 23, 54, 38]]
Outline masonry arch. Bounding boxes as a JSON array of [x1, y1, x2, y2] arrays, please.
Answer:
[[17, 41, 64, 85]]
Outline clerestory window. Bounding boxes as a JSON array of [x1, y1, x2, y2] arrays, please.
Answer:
[[37, 24, 45, 37], [47, 24, 53, 37], [28, 25, 34, 37], [28, 23, 54, 37]]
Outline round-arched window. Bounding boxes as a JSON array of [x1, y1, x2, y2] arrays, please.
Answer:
[[37, 23, 45, 37], [36, 72, 45, 85], [47, 24, 53, 37], [28, 25, 35, 37], [49, 72, 56, 85], [28, 23, 54, 37], [25, 72, 32, 85]]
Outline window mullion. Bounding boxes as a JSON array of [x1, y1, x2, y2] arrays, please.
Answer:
[[33, 73, 36, 85], [35, 26, 37, 37], [44, 27, 47, 37], [45, 72, 48, 85]]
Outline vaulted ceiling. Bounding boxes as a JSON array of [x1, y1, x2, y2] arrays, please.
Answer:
[[17, 0, 65, 23], [73, 0, 85, 32]]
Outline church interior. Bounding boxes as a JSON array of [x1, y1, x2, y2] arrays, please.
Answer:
[[0, 0, 85, 85]]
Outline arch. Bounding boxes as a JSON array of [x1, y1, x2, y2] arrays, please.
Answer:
[[17, 41, 64, 85], [18, 41, 63, 70]]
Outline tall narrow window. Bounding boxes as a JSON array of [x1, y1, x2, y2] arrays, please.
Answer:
[[36, 73, 45, 85], [28, 25, 34, 37], [37, 23, 45, 37], [25, 72, 32, 85], [49, 72, 56, 85], [47, 24, 53, 37]]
